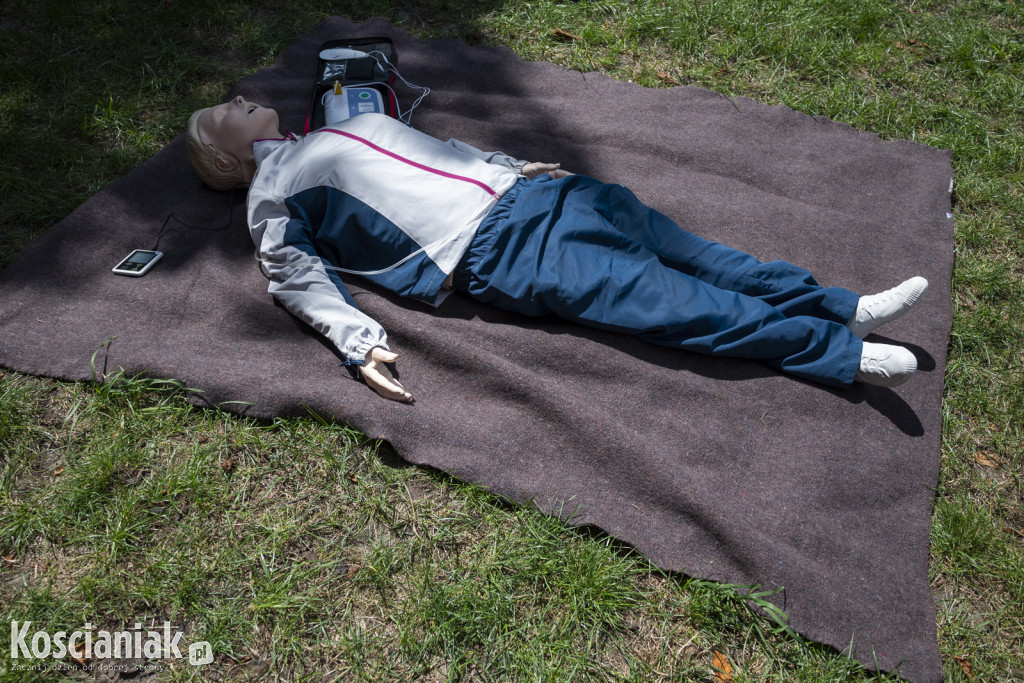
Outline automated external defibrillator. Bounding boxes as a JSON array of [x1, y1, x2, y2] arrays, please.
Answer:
[[114, 35, 427, 278], [307, 37, 429, 130], [323, 83, 386, 124]]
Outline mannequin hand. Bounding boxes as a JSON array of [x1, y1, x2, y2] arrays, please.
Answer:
[[361, 347, 413, 403], [522, 162, 573, 180]]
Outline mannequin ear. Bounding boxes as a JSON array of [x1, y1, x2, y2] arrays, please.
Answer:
[[214, 152, 239, 173]]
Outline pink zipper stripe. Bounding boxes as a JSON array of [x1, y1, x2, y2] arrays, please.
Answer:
[[320, 127, 501, 198]]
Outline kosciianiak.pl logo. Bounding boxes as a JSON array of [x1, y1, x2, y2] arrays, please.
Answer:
[[9, 621, 213, 666]]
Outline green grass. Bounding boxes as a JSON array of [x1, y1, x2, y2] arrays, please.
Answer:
[[1, 0, 1022, 680]]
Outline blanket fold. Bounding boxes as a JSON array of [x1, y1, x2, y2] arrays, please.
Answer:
[[0, 17, 953, 682]]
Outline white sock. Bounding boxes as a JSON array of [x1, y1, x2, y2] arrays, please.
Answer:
[[855, 342, 918, 387], [848, 276, 929, 338]]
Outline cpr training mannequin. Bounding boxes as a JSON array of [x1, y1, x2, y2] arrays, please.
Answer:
[[187, 96, 929, 403]]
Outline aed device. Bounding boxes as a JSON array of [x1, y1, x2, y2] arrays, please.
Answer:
[[305, 36, 398, 133], [323, 84, 385, 125], [112, 249, 162, 276]]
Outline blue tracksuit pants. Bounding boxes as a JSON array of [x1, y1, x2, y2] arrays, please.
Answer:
[[452, 175, 863, 387]]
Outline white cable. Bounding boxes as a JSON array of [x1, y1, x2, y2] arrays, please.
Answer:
[[364, 50, 431, 124], [255, 228, 457, 278]]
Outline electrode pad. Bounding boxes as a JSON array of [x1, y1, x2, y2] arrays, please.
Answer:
[[319, 47, 368, 61]]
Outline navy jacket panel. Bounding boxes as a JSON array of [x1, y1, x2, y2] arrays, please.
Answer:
[[283, 186, 449, 303]]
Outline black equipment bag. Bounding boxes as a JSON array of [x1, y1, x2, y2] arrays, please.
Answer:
[[305, 37, 397, 133]]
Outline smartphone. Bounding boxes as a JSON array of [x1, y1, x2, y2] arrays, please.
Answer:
[[112, 249, 163, 277]]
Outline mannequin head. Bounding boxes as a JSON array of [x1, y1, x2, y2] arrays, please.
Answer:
[[186, 96, 281, 190]]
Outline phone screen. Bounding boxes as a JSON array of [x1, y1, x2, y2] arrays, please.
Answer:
[[113, 250, 162, 276]]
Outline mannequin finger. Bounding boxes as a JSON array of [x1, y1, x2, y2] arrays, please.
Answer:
[[362, 365, 413, 402], [370, 347, 399, 363]]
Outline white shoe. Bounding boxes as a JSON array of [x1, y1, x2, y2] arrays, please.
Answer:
[[855, 342, 918, 387], [848, 276, 929, 338]]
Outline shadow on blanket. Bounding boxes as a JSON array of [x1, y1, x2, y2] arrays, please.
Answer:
[[0, 16, 953, 682]]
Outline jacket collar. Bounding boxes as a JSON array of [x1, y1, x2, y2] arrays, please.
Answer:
[[253, 131, 298, 167]]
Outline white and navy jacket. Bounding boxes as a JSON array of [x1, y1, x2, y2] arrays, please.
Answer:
[[247, 113, 523, 365]]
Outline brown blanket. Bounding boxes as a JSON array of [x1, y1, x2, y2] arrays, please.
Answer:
[[0, 17, 953, 681]]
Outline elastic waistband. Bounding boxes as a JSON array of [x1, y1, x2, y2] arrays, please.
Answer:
[[452, 177, 530, 288]]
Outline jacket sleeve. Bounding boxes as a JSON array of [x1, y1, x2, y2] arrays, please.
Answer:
[[445, 138, 527, 174], [254, 209, 390, 366]]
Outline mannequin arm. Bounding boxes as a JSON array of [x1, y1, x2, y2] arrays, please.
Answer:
[[265, 273, 412, 402], [251, 200, 402, 401], [445, 138, 526, 173], [445, 138, 573, 178]]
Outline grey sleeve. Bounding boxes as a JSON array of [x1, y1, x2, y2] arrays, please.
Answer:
[[251, 201, 390, 366], [446, 138, 528, 174]]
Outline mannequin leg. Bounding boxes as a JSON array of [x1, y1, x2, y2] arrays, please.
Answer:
[[579, 179, 860, 324], [454, 176, 863, 387]]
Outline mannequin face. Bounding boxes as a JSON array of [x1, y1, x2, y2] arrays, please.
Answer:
[[196, 96, 281, 180]]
